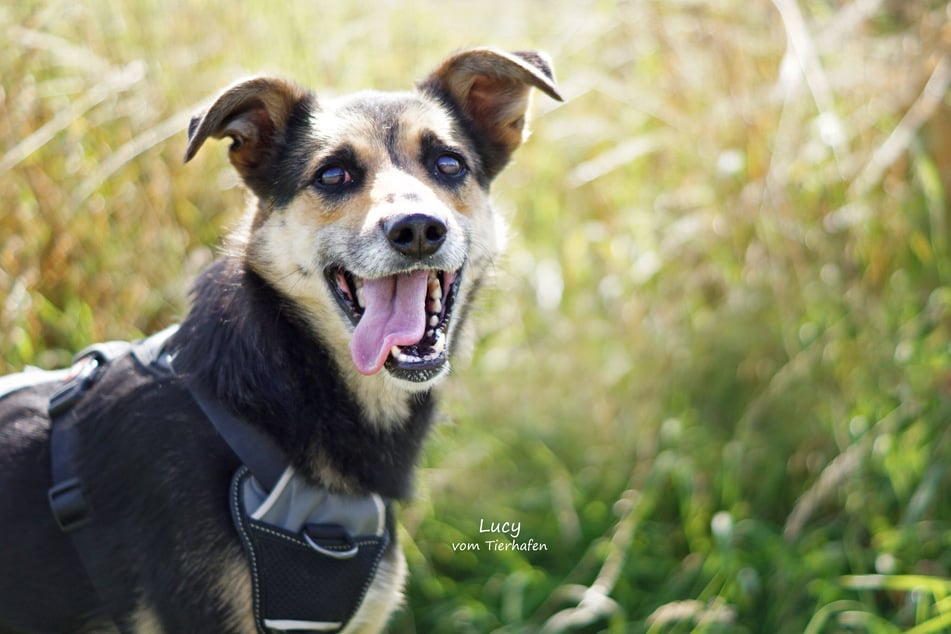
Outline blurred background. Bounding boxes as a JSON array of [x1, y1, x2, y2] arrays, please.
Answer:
[[3, 1, 951, 632]]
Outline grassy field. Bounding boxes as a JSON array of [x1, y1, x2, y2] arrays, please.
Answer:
[[4, 1, 951, 632]]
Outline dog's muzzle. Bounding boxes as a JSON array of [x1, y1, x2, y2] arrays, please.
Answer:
[[325, 213, 464, 383]]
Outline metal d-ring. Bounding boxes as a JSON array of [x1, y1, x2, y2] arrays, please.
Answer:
[[302, 525, 359, 560]]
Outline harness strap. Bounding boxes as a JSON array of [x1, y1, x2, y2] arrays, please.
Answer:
[[48, 353, 104, 531], [184, 387, 287, 492], [47, 342, 136, 633]]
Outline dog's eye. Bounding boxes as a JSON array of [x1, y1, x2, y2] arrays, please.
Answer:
[[435, 153, 466, 178], [314, 165, 352, 189]]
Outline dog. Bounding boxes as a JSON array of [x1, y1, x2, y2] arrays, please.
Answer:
[[0, 48, 560, 633]]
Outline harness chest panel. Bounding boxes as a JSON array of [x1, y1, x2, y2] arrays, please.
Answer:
[[231, 467, 391, 633]]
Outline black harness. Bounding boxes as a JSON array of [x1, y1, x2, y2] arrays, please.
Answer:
[[29, 328, 392, 633]]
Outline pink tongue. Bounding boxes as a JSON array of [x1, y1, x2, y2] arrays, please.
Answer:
[[350, 270, 429, 375]]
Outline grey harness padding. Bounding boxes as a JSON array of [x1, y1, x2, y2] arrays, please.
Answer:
[[242, 466, 387, 541], [0, 367, 69, 399]]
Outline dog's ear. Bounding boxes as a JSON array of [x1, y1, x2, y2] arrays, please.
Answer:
[[419, 48, 562, 181], [184, 77, 311, 195]]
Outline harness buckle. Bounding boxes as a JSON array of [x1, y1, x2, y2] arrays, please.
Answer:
[[48, 478, 92, 532], [49, 355, 102, 417]]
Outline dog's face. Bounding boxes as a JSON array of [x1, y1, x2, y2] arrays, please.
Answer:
[[185, 49, 560, 398]]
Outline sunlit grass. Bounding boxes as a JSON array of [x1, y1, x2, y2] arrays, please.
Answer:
[[4, 1, 951, 632]]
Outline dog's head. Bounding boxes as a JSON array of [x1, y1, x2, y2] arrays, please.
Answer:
[[185, 48, 561, 393]]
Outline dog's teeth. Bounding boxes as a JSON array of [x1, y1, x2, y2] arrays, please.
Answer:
[[355, 285, 365, 308], [428, 275, 441, 300], [426, 271, 445, 315], [391, 345, 401, 358], [426, 329, 434, 339], [432, 334, 446, 354], [429, 315, 439, 327]]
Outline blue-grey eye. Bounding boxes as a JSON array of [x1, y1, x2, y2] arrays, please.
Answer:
[[315, 165, 351, 188], [435, 154, 465, 177]]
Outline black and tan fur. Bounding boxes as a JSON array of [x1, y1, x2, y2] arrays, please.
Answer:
[[0, 49, 560, 633]]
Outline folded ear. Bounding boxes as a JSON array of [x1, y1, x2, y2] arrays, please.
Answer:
[[419, 48, 562, 181], [184, 77, 312, 197]]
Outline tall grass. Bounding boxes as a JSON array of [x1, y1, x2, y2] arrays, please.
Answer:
[[3, 1, 951, 632]]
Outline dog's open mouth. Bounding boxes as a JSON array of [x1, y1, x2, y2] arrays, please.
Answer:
[[326, 266, 462, 381]]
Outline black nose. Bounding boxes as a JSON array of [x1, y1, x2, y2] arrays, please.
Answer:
[[384, 214, 448, 259]]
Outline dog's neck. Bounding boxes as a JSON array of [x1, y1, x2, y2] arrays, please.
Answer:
[[170, 257, 435, 498]]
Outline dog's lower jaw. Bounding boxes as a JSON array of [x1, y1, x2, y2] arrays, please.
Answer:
[[388, 366, 449, 394]]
